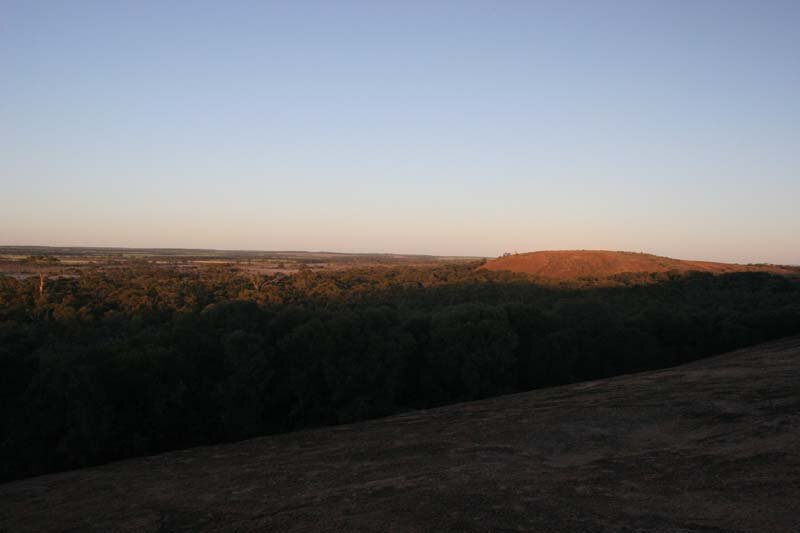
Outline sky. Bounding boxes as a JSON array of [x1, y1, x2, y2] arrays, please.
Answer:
[[1, 1, 799, 263]]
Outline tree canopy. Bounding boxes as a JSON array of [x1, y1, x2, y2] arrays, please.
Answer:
[[2, 263, 799, 481]]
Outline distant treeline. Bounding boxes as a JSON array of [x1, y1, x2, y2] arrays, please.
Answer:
[[1, 263, 799, 481]]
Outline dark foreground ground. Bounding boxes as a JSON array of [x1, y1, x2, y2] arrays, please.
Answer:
[[2, 338, 799, 532]]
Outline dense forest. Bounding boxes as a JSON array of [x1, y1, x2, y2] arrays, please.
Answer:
[[1, 262, 799, 482]]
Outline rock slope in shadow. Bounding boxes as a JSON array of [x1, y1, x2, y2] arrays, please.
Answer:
[[2, 337, 800, 532]]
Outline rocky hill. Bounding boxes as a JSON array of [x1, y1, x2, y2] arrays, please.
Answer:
[[480, 250, 797, 280]]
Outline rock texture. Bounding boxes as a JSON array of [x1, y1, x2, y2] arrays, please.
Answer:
[[2, 337, 800, 532], [480, 250, 798, 280]]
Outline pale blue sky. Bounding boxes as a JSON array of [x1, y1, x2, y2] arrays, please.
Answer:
[[2, 1, 798, 263]]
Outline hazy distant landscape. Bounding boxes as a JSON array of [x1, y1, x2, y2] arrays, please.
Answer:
[[0, 245, 477, 277]]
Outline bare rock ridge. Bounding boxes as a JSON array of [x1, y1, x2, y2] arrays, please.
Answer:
[[2, 337, 800, 531], [480, 249, 797, 280]]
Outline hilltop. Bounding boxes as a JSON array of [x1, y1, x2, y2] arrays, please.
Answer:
[[480, 249, 797, 280], [2, 336, 799, 532]]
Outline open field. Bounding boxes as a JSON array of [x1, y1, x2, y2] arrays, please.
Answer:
[[0, 246, 480, 279], [2, 336, 798, 531]]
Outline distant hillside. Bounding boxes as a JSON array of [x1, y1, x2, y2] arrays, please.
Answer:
[[480, 250, 797, 280], [2, 336, 799, 531]]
